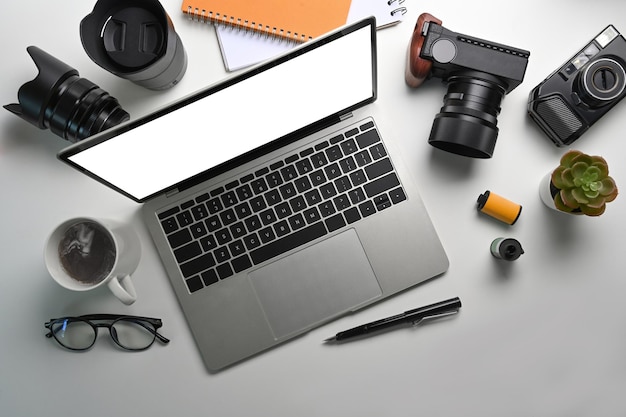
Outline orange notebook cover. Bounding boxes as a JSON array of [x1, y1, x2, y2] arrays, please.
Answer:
[[182, 0, 352, 42]]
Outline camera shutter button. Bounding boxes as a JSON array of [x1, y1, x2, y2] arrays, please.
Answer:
[[431, 39, 457, 64]]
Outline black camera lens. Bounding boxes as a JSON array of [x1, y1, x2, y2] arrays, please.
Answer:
[[428, 71, 506, 159], [80, 0, 187, 90], [4, 46, 130, 143], [579, 58, 626, 106]]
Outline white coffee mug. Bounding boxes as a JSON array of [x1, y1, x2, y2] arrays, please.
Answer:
[[44, 217, 141, 305]]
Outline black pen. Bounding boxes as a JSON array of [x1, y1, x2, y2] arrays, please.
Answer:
[[324, 297, 462, 342]]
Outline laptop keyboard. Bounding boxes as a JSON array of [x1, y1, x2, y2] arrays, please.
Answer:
[[157, 119, 407, 294]]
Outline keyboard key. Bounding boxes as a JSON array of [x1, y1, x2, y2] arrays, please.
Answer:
[[309, 169, 326, 186], [280, 165, 298, 181], [275, 202, 292, 219], [325, 145, 343, 162], [259, 227, 276, 244], [232, 254, 252, 273], [365, 158, 393, 180], [200, 235, 218, 252], [215, 228, 233, 245], [161, 217, 178, 234], [304, 189, 322, 206], [288, 213, 306, 230], [334, 176, 352, 193], [243, 233, 261, 250], [340, 138, 358, 154], [344, 207, 361, 224], [359, 200, 376, 217], [250, 196, 267, 212], [324, 162, 342, 180], [219, 208, 237, 226], [311, 152, 328, 168], [230, 222, 246, 239], [295, 159, 313, 175], [279, 182, 297, 200], [190, 222, 208, 239], [265, 172, 283, 188], [273, 220, 290, 237], [354, 150, 372, 167], [320, 183, 337, 199], [289, 195, 306, 212], [180, 252, 215, 277], [260, 209, 277, 225], [234, 202, 252, 219], [294, 176, 312, 193], [176, 211, 194, 227], [349, 169, 367, 187], [370, 143, 387, 160], [251, 178, 268, 194], [214, 247, 231, 263], [390, 187, 407, 204], [303, 207, 321, 224], [201, 270, 219, 286], [191, 204, 209, 221], [250, 222, 327, 265], [168, 228, 192, 249], [206, 198, 223, 214], [360, 121, 375, 131], [220, 191, 238, 208], [325, 214, 346, 232], [265, 189, 282, 206], [356, 129, 381, 149], [205, 215, 221, 232], [374, 194, 392, 211], [158, 206, 180, 220], [333, 194, 351, 211], [186, 276, 203, 293], [339, 156, 357, 173], [216, 263, 234, 279], [318, 201, 336, 217], [174, 241, 202, 263], [345, 128, 359, 138], [244, 215, 262, 232], [236, 184, 253, 201], [364, 172, 400, 198]]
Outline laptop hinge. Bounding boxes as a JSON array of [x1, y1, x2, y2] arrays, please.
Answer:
[[165, 188, 180, 198], [339, 112, 353, 122]]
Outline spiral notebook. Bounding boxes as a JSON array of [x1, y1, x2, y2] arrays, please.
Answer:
[[181, 0, 352, 43], [215, 0, 408, 71]]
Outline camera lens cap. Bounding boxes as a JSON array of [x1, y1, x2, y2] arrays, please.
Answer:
[[101, 7, 164, 70]]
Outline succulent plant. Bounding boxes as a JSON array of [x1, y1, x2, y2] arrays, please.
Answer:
[[550, 150, 618, 216]]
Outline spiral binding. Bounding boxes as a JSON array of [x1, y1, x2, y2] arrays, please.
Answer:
[[388, 0, 407, 17], [184, 6, 311, 43]]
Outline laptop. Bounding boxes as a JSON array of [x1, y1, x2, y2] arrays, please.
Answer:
[[58, 17, 448, 371]]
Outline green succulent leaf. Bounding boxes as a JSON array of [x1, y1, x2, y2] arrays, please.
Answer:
[[550, 150, 618, 215]]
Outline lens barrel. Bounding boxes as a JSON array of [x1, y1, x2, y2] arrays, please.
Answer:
[[80, 0, 187, 90], [579, 58, 626, 106], [4, 46, 130, 142], [428, 71, 507, 158]]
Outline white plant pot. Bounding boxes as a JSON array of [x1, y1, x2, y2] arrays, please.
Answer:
[[539, 172, 562, 212]]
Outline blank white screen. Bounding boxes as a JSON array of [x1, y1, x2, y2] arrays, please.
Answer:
[[68, 24, 373, 201]]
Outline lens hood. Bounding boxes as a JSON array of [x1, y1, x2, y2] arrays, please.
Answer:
[[80, 0, 187, 90], [4, 46, 130, 142]]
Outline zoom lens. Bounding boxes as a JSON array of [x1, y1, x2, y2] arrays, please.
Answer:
[[4, 46, 129, 143], [428, 71, 507, 158], [580, 58, 626, 106]]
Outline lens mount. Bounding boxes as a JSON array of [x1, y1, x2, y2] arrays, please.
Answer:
[[580, 58, 626, 105], [428, 71, 507, 158]]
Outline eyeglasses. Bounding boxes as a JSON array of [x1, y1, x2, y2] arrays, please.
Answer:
[[45, 314, 170, 351]]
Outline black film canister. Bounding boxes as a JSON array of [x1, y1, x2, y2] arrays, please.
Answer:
[[490, 237, 524, 261]]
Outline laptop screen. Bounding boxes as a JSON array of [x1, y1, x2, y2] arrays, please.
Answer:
[[59, 18, 376, 203]]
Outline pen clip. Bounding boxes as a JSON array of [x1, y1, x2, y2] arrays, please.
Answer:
[[411, 309, 459, 327]]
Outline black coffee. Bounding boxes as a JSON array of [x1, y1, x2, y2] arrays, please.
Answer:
[[58, 221, 116, 284]]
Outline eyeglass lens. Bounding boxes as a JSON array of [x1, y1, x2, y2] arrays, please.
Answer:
[[50, 318, 157, 350]]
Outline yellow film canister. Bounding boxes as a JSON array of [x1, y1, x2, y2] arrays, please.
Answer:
[[477, 190, 522, 225]]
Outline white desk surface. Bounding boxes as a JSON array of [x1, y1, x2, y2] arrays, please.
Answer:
[[2, 1, 626, 416]]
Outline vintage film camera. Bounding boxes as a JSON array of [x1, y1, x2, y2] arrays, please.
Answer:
[[528, 25, 626, 146], [406, 13, 530, 158]]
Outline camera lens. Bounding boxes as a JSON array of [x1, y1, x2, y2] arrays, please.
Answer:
[[427, 71, 506, 158], [4, 46, 129, 143], [80, 0, 187, 90], [580, 58, 626, 106]]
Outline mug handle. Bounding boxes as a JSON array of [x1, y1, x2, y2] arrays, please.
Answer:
[[107, 275, 137, 305]]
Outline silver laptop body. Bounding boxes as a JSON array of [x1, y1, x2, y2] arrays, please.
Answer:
[[59, 18, 448, 371]]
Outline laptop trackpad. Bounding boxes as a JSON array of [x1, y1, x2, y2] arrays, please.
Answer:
[[248, 229, 382, 340]]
